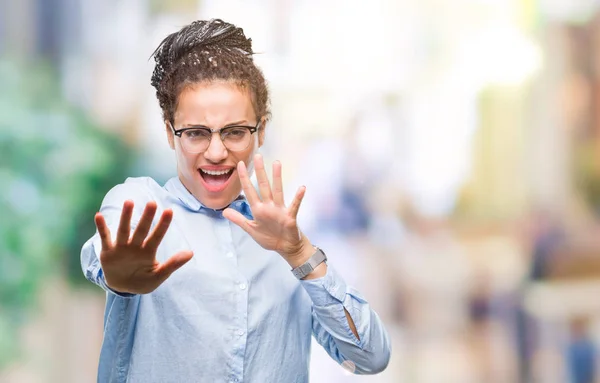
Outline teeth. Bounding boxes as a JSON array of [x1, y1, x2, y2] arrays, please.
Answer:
[[201, 169, 232, 176]]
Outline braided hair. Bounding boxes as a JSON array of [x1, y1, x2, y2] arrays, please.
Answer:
[[150, 19, 270, 125]]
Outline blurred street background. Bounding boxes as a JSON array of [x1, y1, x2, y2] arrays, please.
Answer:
[[4, 0, 600, 382]]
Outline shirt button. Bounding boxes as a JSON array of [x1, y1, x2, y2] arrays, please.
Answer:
[[239, 283, 247, 290], [237, 329, 245, 336]]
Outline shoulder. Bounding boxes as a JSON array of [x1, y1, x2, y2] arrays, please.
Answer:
[[96, 177, 174, 226], [101, 176, 164, 207]]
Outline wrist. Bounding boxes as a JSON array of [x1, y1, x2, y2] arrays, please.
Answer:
[[289, 246, 328, 280], [300, 260, 327, 280], [281, 235, 314, 268], [280, 234, 328, 280]]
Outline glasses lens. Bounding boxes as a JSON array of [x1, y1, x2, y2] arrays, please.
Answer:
[[222, 127, 251, 152], [181, 129, 210, 153]]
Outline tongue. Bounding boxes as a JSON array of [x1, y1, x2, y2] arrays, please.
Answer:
[[203, 172, 230, 185]]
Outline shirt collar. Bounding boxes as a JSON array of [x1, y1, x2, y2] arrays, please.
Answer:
[[164, 177, 253, 220]]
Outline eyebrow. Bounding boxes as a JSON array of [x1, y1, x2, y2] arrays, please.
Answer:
[[182, 120, 249, 129]]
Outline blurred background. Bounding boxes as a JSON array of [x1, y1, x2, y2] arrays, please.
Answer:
[[4, 0, 600, 382]]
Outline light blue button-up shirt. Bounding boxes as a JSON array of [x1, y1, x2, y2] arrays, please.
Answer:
[[81, 176, 391, 383]]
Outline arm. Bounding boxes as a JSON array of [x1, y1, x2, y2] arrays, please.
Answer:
[[288, 242, 359, 337], [223, 155, 391, 374], [302, 265, 391, 374]]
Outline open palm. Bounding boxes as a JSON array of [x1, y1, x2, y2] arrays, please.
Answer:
[[95, 200, 193, 294], [223, 154, 307, 259]]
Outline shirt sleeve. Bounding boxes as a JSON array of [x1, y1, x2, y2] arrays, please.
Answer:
[[300, 265, 392, 375], [80, 179, 153, 297]]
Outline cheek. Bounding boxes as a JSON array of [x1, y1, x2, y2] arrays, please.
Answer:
[[244, 140, 260, 177], [237, 137, 259, 163], [229, 147, 256, 179], [175, 147, 198, 169]]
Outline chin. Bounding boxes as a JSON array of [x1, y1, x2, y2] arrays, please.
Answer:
[[195, 188, 239, 210]]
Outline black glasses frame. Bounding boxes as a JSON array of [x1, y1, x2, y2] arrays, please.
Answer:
[[167, 119, 262, 153], [169, 120, 261, 139]]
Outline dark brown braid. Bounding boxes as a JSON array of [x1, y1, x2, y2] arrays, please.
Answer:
[[150, 19, 270, 124]]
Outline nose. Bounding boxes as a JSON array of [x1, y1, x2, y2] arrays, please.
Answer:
[[203, 133, 228, 162]]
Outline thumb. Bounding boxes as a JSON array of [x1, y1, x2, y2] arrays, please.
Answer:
[[223, 208, 251, 233], [155, 250, 194, 281]]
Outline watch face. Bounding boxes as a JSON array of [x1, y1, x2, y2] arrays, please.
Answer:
[[311, 249, 326, 265], [292, 247, 327, 279], [300, 263, 313, 276], [292, 248, 326, 279]]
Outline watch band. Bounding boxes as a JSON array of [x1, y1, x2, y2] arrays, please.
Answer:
[[291, 247, 327, 280]]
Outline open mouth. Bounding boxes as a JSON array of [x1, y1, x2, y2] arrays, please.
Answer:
[[198, 168, 234, 193]]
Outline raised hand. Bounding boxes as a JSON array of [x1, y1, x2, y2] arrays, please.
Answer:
[[223, 154, 313, 267], [94, 200, 193, 294]]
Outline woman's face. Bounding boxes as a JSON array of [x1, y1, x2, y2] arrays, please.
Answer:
[[166, 81, 264, 210]]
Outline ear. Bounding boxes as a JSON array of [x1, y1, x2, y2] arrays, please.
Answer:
[[165, 120, 175, 150], [258, 118, 266, 147]]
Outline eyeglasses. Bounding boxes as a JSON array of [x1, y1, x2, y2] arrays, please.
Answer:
[[168, 119, 261, 154]]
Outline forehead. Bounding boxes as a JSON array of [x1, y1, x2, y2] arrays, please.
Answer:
[[173, 81, 255, 126]]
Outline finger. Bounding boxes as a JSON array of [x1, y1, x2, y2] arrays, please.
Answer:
[[143, 209, 173, 251], [115, 200, 134, 246], [155, 250, 194, 282], [94, 213, 113, 250], [130, 202, 157, 246], [254, 153, 273, 202], [272, 160, 284, 206], [237, 160, 260, 205], [222, 208, 254, 234], [288, 186, 306, 219]]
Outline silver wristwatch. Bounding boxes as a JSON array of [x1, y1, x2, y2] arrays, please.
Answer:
[[291, 247, 327, 280]]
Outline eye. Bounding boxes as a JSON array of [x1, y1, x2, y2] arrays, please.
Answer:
[[184, 129, 210, 139], [223, 127, 248, 138]]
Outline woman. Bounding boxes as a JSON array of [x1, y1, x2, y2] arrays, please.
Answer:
[[81, 19, 390, 383]]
